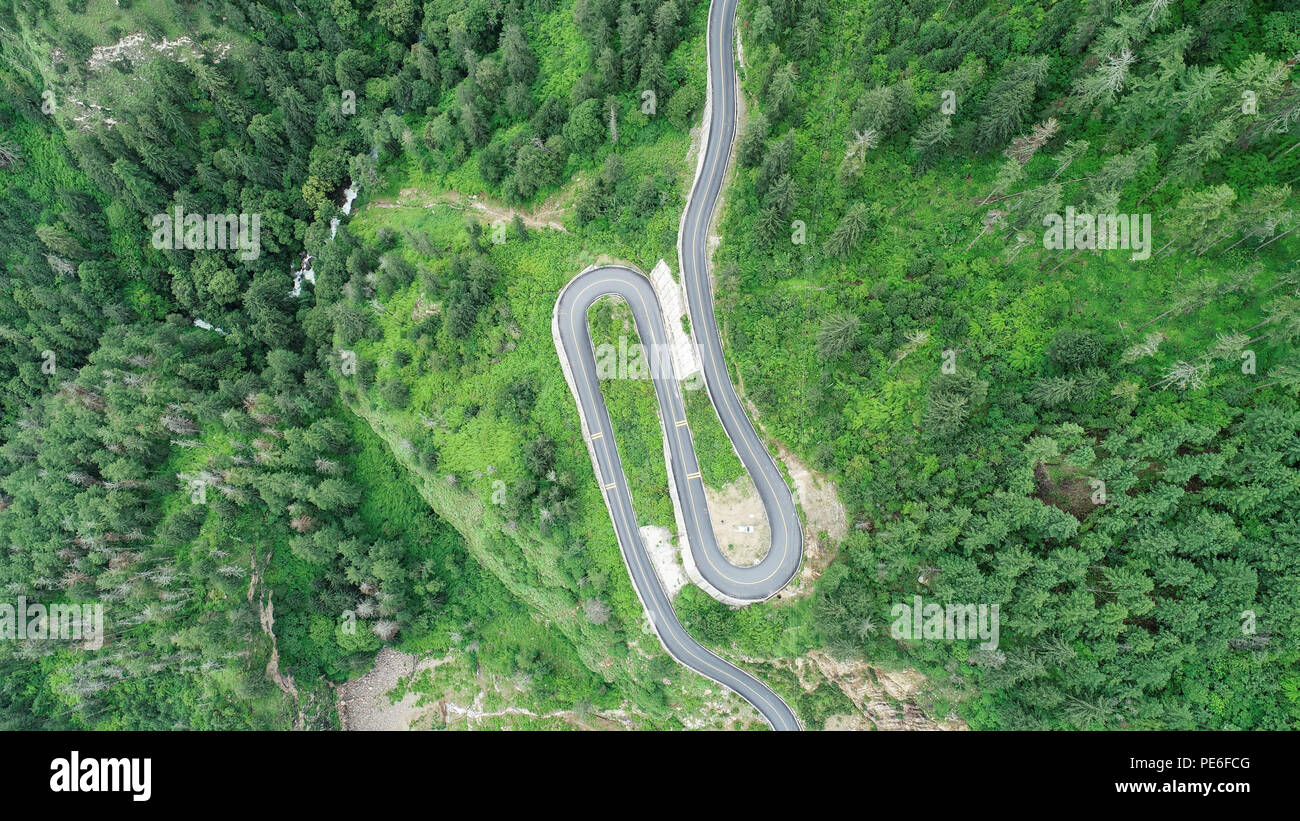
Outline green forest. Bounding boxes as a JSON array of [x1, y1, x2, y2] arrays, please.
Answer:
[[1, 0, 1297, 731]]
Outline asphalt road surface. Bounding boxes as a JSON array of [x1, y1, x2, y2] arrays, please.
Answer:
[[552, 0, 802, 731]]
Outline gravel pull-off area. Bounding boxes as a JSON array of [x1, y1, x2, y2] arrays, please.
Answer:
[[704, 475, 770, 567]]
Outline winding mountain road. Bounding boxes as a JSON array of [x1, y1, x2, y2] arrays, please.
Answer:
[[552, 0, 802, 730]]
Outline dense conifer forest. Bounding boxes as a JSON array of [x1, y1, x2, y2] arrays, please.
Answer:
[[1, 0, 1296, 730]]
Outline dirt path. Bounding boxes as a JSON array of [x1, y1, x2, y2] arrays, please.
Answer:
[[369, 187, 571, 232]]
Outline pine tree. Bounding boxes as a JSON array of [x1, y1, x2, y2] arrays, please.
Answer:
[[825, 203, 873, 259], [767, 62, 798, 121], [501, 23, 537, 85], [910, 114, 952, 172], [1165, 185, 1238, 255], [816, 312, 860, 361]]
